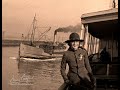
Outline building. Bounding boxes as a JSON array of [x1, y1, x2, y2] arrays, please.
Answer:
[[81, 8, 119, 89]]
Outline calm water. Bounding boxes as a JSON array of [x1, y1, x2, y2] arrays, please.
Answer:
[[2, 47, 64, 90]]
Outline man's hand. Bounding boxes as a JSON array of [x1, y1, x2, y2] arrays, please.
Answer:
[[88, 73, 96, 87]]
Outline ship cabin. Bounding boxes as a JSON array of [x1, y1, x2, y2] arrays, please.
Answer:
[[81, 8, 119, 89]]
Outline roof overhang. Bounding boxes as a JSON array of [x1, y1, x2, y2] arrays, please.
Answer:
[[81, 8, 118, 39]]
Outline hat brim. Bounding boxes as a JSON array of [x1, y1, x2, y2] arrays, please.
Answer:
[[65, 39, 84, 43]]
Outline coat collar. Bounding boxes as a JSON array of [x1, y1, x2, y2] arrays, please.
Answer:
[[68, 47, 79, 52]]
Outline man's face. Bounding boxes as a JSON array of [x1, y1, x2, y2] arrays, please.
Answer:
[[70, 41, 80, 50]]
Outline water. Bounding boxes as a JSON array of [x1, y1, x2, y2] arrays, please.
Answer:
[[2, 47, 64, 90]]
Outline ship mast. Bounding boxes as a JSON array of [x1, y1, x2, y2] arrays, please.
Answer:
[[31, 14, 37, 45]]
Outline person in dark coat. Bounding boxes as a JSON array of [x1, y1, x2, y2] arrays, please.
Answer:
[[100, 47, 111, 63], [60, 33, 96, 90]]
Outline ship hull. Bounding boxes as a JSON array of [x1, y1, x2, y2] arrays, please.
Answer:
[[19, 43, 55, 59]]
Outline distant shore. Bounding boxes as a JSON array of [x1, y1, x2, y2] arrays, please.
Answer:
[[2, 39, 53, 47]]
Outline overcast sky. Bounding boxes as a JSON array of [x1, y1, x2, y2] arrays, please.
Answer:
[[2, 0, 117, 40]]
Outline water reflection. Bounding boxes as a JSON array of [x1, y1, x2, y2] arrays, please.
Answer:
[[16, 58, 63, 90]]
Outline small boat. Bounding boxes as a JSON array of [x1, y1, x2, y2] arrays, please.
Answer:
[[18, 15, 56, 59]]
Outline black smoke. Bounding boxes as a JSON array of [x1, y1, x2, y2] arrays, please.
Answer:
[[54, 24, 82, 35]]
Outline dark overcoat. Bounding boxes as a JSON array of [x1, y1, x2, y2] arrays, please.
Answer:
[[60, 47, 94, 89]]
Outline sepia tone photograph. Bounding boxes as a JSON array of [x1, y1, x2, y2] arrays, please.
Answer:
[[2, 0, 119, 90]]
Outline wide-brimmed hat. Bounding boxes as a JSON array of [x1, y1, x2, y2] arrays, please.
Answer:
[[65, 33, 84, 43]]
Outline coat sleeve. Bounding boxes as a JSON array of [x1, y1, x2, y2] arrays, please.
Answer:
[[84, 51, 92, 74], [84, 50, 96, 84], [60, 53, 68, 82]]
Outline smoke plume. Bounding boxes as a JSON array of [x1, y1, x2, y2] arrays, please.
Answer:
[[54, 24, 82, 35]]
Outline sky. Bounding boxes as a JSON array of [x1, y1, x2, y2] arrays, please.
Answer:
[[2, 0, 117, 40]]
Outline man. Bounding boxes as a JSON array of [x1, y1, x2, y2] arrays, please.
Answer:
[[60, 33, 95, 90]]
